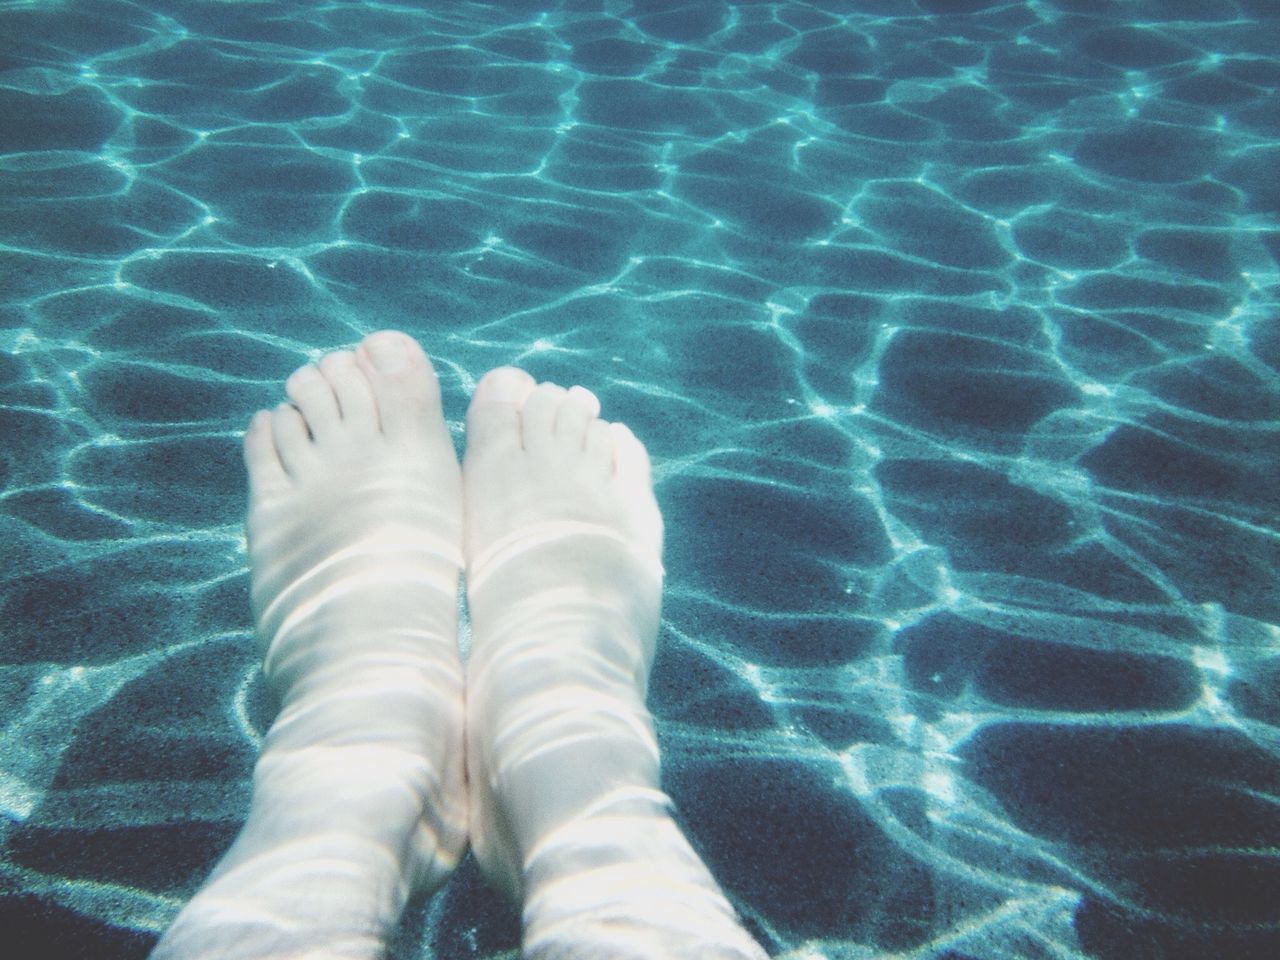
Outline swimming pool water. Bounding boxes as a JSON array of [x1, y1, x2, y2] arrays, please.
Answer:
[[2, 1, 1279, 957]]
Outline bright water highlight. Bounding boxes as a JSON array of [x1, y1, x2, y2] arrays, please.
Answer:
[[2, 1, 1279, 957]]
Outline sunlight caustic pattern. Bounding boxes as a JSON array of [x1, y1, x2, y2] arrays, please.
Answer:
[[2, 1, 1279, 958]]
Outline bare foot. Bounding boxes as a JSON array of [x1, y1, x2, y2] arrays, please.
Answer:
[[153, 332, 467, 960], [462, 369, 767, 959]]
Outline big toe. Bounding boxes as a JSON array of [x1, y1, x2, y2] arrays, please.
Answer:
[[354, 330, 446, 440], [465, 366, 537, 456]]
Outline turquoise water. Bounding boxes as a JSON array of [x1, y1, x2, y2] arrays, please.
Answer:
[[2, 1, 1279, 957]]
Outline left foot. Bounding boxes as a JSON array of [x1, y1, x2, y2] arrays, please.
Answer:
[[461, 370, 766, 959], [153, 331, 467, 960]]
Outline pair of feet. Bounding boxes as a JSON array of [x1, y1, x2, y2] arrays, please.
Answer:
[[153, 332, 765, 960]]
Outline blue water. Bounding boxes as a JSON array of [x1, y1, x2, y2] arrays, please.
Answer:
[[2, 1, 1279, 957]]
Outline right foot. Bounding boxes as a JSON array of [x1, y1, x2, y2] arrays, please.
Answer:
[[154, 332, 467, 960], [462, 369, 767, 959]]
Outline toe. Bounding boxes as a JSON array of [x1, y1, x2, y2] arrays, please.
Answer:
[[610, 421, 652, 487], [584, 418, 614, 473], [555, 386, 601, 450], [355, 330, 446, 441], [271, 402, 314, 476], [318, 350, 377, 430], [285, 364, 341, 440], [244, 409, 288, 488], [520, 383, 567, 454], [465, 367, 537, 458]]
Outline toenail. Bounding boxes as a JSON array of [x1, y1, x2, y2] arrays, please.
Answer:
[[366, 333, 410, 372], [485, 369, 527, 403]]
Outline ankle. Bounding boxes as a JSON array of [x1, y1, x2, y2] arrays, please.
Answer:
[[520, 817, 766, 960], [522, 801, 708, 897], [159, 827, 410, 960]]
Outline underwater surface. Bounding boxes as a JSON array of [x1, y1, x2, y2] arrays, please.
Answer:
[[2, 0, 1280, 957]]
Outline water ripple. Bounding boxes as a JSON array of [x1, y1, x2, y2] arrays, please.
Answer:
[[2, 1, 1279, 957]]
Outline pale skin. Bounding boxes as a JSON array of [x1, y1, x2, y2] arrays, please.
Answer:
[[151, 331, 767, 960]]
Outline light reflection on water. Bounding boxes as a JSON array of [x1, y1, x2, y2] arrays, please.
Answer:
[[1, 0, 1279, 958]]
